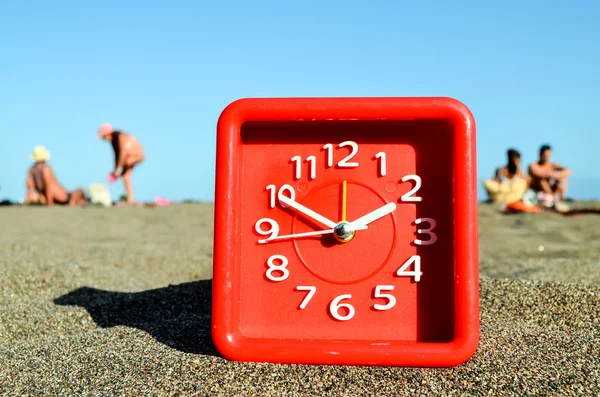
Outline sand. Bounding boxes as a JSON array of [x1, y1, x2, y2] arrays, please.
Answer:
[[0, 203, 598, 396]]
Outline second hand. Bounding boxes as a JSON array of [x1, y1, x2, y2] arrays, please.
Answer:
[[341, 180, 347, 222]]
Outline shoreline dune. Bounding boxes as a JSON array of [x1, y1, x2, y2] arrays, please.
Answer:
[[1, 203, 598, 395]]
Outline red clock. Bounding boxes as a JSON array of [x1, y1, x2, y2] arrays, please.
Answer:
[[212, 97, 479, 367]]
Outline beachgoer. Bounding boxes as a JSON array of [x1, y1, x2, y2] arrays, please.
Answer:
[[493, 148, 527, 183], [25, 145, 87, 206], [528, 144, 571, 203], [482, 148, 529, 204], [97, 123, 145, 204]]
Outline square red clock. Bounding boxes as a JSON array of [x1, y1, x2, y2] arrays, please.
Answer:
[[212, 97, 479, 367]]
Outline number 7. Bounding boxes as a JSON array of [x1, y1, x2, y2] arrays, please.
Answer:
[[295, 286, 316, 309]]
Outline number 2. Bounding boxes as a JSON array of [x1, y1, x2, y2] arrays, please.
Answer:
[[400, 175, 422, 202], [338, 141, 359, 167]]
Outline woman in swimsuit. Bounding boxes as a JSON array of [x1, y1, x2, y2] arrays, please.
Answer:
[[25, 145, 87, 206], [97, 123, 145, 204], [494, 148, 527, 183]]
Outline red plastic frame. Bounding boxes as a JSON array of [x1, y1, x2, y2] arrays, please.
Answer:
[[212, 97, 479, 367]]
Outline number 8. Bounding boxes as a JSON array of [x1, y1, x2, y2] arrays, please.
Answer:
[[266, 254, 289, 282]]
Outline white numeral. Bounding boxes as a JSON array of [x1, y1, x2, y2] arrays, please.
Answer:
[[306, 156, 316, 180], [255, 218, 279, 240], [322, 143, 334, 167], [396, 255, 422, 282], [329, 294, 355, 321], [291, 156, 318, 180], [291, 156, 302, 180], [276, 184, 295, 208], [266, 254, 289, 282], [414, 218, 437, 245], [373, 285, 396, 310], [295, 286, 316, 309], [323, 141, 360, 168], [266, 185, 276, 208], [400, 175, 422, 202], [338, 141, 359, 167], [375, 152, 386, 176]]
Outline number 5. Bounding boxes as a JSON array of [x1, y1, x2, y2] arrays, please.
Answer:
[[373, 285, 396, 311]]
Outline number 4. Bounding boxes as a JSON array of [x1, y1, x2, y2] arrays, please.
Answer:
[[396, 255, 422, 282]]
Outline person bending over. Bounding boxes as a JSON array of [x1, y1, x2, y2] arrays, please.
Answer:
[[25, 145, 86, 206], [528, 144, 571, 203], [97, 123, 145, 204]]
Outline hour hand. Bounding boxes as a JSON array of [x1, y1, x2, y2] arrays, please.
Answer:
[[349, 202, 397, 229], [278, 193, 338, 229]]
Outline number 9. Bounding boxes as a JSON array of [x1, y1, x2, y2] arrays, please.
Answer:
[[255, 218, 280, 241]]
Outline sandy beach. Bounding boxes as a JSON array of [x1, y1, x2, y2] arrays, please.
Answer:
[[1, 203, 598, 396]]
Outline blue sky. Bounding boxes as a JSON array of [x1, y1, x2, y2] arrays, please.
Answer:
[[1, 0, 598, 202]]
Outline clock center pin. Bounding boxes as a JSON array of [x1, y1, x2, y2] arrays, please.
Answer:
[[333, 222, 355, 243]]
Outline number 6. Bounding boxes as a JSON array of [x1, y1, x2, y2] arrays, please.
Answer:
[[329, 294, 355, 321]]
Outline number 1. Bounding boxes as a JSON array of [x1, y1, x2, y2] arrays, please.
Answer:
[[307, 156, 316, 180], [291, 156, 302, 180], [375, 152, 386, 176], [322, 144, 333, 167]]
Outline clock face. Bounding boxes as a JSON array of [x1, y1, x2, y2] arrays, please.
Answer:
[[212, 98, 479, 367]]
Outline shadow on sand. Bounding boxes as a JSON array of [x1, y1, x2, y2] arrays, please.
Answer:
[[54, 279, 217, 356]]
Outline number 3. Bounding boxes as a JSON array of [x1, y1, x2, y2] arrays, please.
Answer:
[[414, 218, 437, 245]]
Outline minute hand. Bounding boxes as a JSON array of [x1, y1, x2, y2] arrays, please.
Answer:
[[349, 202, 397, 229], [278, 194, 338, 229]]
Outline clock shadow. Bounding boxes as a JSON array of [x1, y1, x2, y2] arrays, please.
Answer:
[[394, 119, 456, 343], [53, 279, 218, 355]]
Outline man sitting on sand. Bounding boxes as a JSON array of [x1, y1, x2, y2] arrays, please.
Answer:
[[528, 144, 571, 205], [97, 123, 145, 204], [25, 145, 87, 206]]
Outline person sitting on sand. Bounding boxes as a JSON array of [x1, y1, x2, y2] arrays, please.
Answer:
[[97, 123, 145, 204], [483, 148, 529, 204], [494, 148, 527, 183], [528, 144, 571, 205], [25, 145, 87, 206]]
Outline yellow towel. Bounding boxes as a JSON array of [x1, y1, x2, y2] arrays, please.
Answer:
[[483, 178, 528, 204]]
